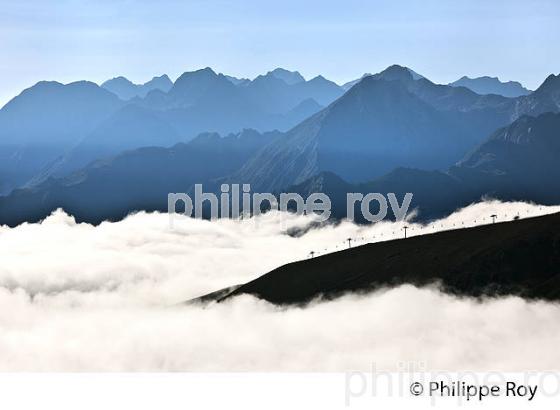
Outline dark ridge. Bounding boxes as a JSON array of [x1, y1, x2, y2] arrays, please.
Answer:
[[185, 285, 242, 305], [219, 212, 560, 305]]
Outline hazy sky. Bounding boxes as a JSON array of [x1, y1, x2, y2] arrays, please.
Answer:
[[1, 0, 559, 105]]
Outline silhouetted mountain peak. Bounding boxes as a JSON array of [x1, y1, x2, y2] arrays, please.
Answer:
[[374, 65, 415, 82], [66, 80, 104, 90], [449, 75, 530, 97], [252, 73, 287, 86], [0, 79, 122, 150], [168, 67, 236, 106], [267, 68, 305, 85], [147, 74, 172, 88], [101, 75, 172, 100], [339, 74, 412, 103], [491, 112, 560, 145], [342, 67, 423, 91], [230, 128, 263, 140], [535, 74, 560, 94], [341, 74, 373, 90], [11, 81, 64, 99], [188, 129, 275, 151], [188, 131, 222, 145], [174, 67, 218, 84], [154, 74, 171, 82], [455, 112, 560, 183], [232, 70, 471, 192], [308, 75, 331, 84], [102, 76, 133, 86], [4, 80, 117, 111], [224, 75, 250, 86]]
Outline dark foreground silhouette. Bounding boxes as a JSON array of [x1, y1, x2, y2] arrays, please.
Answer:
[[200, 212, 560, 305]]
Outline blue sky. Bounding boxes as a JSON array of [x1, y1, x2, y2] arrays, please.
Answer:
[[1, 0, 559, 105]]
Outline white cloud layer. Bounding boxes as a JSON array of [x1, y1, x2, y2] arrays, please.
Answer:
[[0, 200, 559, 371]]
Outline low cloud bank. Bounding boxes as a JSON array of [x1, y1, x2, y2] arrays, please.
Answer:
[[2, 286, 560, 371], [0, 200, 559, 371]]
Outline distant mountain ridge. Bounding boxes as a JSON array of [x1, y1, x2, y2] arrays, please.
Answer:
[[267, 68, 305, 85], [231, 67, 560, 193], [133, 67, 340, 137], [230, 65, 512, 191], [449, 111, 560, 202], [2, 110, 560, 227], [0, 67, 341, 192], [101, 75, 173, 100], [2, 65, 560, 225], [0, 129, 279, 225], [0, 80, 123, 193], [449, 75, 531, 97], [286, 111, 560, 221], [342, 67, 424, 90], [231, 69, 472, 191]]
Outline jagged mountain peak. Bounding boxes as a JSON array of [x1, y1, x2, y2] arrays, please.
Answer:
[[455, 112, 560, 179], [153, 74, 171, 81], [102, 76, 134, 86], [535, 73, 560, 94], [267, 68, 305, 85], [342, 67, 423, 91], [449, 75, 531, 97], [492, 112, 560, 145], [174, 67, 219, 83], [373, 65, 415, 82], [101, 74, 173, 100], [308, 74, 333, 84]]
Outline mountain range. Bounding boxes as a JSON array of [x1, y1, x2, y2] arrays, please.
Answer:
[[0, 65, 558, 226], [0, 81, 123, 194], [101, 74, 174, 100], [0, 67, 342, 193], [286, 110, 560, 221], [0, 129, 278, 225], [231, 66, 559, 191], [449, 75, 531, 98]]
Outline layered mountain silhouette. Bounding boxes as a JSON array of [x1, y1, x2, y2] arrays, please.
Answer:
[[267, 68, 305, 85], [0, 81, 122, 146], [287, 111, 560, 221], [231, 65, 521, 191], [1, 66, 560, 226], [0, 129, 278, 225], [233, 67, 560, 192], [341, 67, 424, 90], [232, 74, 463, 191], [0, 81, 123, 193], [286, 168, 464, 222], [27, 104, 183, 185], [138, 67, 341, 137], [1, 109, 559, 227], [43, 69, 329, 182], [224, 75, 250, 86], [449, 76, 531, 98], [511, 74, 560, 118], [0, 67, 342, 193], [101, 74, 173, 100], [449, 111, 560, 203]]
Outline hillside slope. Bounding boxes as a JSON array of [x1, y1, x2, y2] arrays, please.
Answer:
[[222, 212, 560, 304]]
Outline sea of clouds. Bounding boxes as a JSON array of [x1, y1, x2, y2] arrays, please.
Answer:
[[1, 200, 560, 371]]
